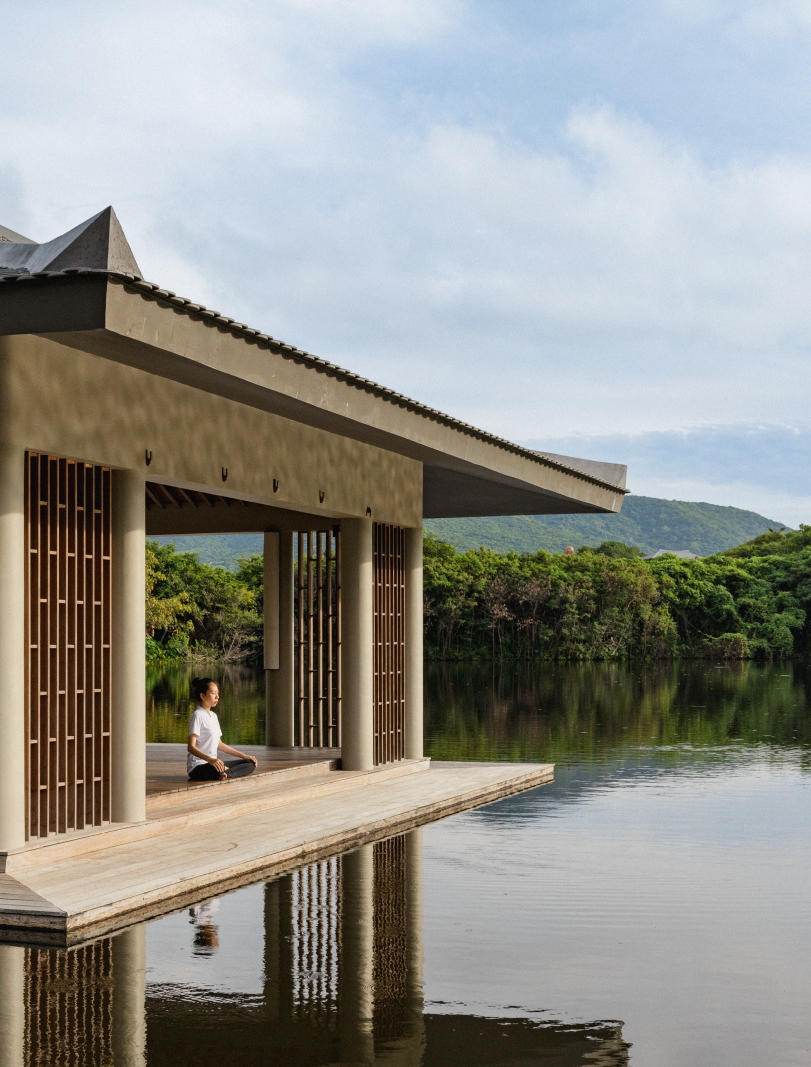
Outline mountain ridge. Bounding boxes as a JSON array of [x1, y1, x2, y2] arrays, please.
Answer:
[[153, 496, 785, 569], [424, 495, 785, 557]]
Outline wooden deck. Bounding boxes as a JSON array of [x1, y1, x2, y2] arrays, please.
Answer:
[[0, 751, 553, 944], [144, 742, 339, 797]]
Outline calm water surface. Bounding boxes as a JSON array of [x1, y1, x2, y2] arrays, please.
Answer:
[[9, 661, 811, 1065]]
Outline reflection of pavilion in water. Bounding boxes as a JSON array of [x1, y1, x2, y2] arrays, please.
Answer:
[[4, 831, 629, 1066]]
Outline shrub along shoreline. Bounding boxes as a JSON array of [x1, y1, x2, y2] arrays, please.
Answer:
[[145, 527, 811, 665]]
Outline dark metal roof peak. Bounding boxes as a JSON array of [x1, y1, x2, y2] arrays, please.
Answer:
[[0, 207, 141, 278]]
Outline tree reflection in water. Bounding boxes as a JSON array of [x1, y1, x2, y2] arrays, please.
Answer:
[[7, 829, 630, 1066]]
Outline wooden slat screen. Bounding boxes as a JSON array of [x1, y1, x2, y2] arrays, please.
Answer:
[[372, 523, 406, 765], [294, 528, 341, 748], [25, 453, 112, 840], [24, 939, 115, 1066]]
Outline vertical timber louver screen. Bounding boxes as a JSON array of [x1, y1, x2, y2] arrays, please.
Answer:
[[294, 527, 342, 748], [24, 939, 115, 1066], [25, 453, 112, 840], [372, 523, 406, 765]]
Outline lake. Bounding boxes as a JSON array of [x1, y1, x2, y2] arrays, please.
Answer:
[[6, 660, 811, 1065]]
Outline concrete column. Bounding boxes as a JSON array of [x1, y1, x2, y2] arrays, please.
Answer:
[[340, 517, 374, 771], [112, 925, 147, 1066], [404, 527, 424, 761], [0, 945, 25, 1067], [339, 845, 375, 1064], [0, 443, 26, 854], [265, 530, 295, 747], [111, 469, 146, 824]]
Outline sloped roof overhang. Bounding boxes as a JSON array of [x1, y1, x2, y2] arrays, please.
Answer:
[[0, 268, 626, 519]]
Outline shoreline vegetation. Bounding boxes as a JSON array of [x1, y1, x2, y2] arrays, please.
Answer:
[[145, 526, 811, 666]]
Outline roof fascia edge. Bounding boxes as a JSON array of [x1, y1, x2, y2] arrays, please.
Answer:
[[3, 269, 627, 496], [105, 274, 628, 496]]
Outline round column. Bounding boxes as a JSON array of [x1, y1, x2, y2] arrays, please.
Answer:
[[340, 518, 374, 771], [111, 469, 146, 824], [404, 526, 424, 761], [0, 443, 26, 853]]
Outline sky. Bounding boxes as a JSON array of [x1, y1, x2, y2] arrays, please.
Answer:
[[3, 0, 810, 525]]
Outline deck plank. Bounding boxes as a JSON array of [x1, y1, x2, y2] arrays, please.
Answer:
[[0, 875, 64, 928]]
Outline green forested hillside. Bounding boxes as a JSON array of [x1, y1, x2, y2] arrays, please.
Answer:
[[425, 496, 783, 557], [152, 533, 264, 570], [154, 496, 784, 568]]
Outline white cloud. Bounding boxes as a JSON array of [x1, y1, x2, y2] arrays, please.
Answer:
[[737, 1, 811, 36], [2, 4, 811, 453], [657, 0, 811, 34], [274, 0, 462, 45]]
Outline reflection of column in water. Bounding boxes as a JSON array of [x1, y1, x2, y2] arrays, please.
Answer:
[[263, 880, 281, 1023], [263, 856, 342, 1048], [339, 844, 375, 1064], [291, 856, 341, 1021], [0, 944, 24, 1067], [406, 828, 426, 1060], [259, 835, 424, 1062], [112, 925, 147, 1066], [372, 832, 426, 1065], [263, 875, 295, 1024]]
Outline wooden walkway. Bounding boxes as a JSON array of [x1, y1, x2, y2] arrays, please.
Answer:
[[0, 756, 553, 944]]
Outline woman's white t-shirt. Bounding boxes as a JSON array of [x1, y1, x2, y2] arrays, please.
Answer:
[[188, 706, 222, 772]]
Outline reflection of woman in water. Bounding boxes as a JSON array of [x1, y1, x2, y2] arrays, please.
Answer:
[[187, 677, 257, 782], [190, 898, 220, 954]]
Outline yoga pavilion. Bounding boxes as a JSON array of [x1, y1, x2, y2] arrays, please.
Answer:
[[0, 208, 626, 938]]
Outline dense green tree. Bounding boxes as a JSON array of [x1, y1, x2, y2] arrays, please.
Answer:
[[145, 541, 262, 662], [584, 540, 645, 559], [145, 528, 811, 665]]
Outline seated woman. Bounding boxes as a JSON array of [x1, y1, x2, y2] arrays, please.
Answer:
[[187, 677, 258, 782]]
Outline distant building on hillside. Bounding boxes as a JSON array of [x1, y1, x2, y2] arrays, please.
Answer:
[[643, 549, 700, 560]]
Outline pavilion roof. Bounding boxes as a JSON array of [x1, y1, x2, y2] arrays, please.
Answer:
[[0, 210, 627, 518]]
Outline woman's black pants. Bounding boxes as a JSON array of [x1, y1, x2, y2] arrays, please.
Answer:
[[188, 758, 256, 781]]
